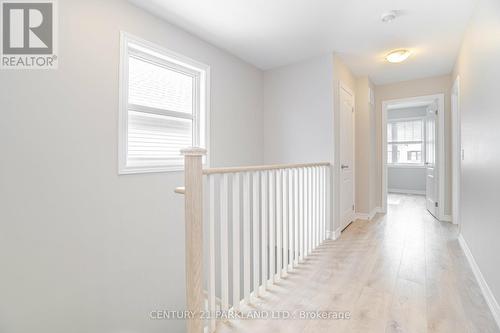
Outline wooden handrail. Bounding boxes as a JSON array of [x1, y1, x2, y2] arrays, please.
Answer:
[[175, 151, 331, 333], [203, 161, 330, 175]]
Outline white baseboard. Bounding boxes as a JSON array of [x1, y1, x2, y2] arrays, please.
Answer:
[[355, 206, 382, 221], [326, 227, 341, 240], [333, 227, 341, 239], [388, 188, 426, 195], [326, 230, 333, 240], [441, 214, 452, 223], [458, 234, 500, 328]]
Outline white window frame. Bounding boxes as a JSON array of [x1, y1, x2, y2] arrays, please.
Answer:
[[118, 32, 210, 174], [387, 116, 426, 168]]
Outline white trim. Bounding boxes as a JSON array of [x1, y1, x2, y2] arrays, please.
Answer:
[[382, 94, 446, 220], [118, 31, 211, 175], [355, 207, 382, 221], [326, 230, 333, 240], [452, 76, 461, 226], [354, 213, 370, 220], [458, 234, 500, 328], [326, 227, 342, 240], [387, 164, 426, 169], [437, 95, 446, 222], [441, 214, 452, 222], [387, 115, 427, 122], [388, 188, 426, 195]]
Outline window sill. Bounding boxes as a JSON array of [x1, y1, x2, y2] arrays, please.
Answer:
[[119, 161, 209, 175], [119, 165, 184, 174], [387, 164, 426, 169]]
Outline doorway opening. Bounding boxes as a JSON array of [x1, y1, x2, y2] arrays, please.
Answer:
[[382, 94, 446, 220]]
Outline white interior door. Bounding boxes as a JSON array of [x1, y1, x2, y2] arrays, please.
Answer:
[[340, 86, 355, 230], [425, 105, 439, 217]]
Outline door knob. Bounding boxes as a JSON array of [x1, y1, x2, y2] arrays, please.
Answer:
[[341, 164, 349, 169]]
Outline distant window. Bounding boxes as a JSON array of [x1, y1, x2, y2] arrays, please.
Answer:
[[387, 119, 424, 165], [119, 33, 209, 174]]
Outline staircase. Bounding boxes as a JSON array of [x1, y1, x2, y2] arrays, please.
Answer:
[[176, 147, 332, 333]]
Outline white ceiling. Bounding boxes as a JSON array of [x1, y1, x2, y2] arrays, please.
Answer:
[[129, 0, 476, 84]]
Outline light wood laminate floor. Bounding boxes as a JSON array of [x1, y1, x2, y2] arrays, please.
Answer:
[[215, 194, 499, 333]]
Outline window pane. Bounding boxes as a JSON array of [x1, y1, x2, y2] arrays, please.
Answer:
[[413, 121, 422, 141], [387, 123, 392, 142], [127, 110, 192, 166], [387, 144, 393, 163], [393, 143, 423, 164], [391, 120, 423, 142], [128, 56, 193, 114]]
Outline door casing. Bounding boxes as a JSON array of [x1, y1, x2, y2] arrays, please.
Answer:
[[381, 94, 446, 221]]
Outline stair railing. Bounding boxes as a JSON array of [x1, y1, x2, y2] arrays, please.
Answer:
[[176, 147, 331, 333]]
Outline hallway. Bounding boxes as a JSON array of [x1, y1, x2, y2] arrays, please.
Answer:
[[216, 194, 499, 333]]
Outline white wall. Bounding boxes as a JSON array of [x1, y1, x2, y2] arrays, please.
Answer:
[[262, 54, 358, 235], [388, 167, 426, 193], [263, 54, 334, 164], [262, 54, 335, 233], [354, 77, 377, 214], [387, 107, 427, 194], [0, 0, 263, 332], [453, 0, 500, 310]]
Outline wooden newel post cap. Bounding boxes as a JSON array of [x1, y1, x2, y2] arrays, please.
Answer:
[[180, 147, 207, 156]]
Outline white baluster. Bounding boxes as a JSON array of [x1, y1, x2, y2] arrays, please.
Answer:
[[316, 167, 322, 246], [260, 171, 268, 293], [320, 167, 326, 242], [220, 174, 229, 311], [208, 175, 216, 332], [324, 166, 328, 241], [288, 169, 294, 270], [276, 169, 282, 280], [326, 166, 331, 241], [269, 170, 275, 284], [306, 168, 313, 255], [294, 168, 299, 265], [232, 174, 240, 309], [299, 168, 304, 262], [252, 172, 260, 297], [243, 172, 251, 303], [318, 167, 322, 242], [311, 167, 315, 250], [282, 169, 288, 276], [312, 167, 316, 249], [304, 167, 308, 257]]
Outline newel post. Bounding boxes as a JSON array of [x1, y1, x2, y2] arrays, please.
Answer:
[[181, 147, 206, 333]]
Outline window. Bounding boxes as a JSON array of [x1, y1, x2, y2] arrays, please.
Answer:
[[387, 119, 424, 165], [119, 33, 209, 174]]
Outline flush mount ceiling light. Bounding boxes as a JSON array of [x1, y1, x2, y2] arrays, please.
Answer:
[[385, 49, 411, 63], [381, 10, 398, 23]]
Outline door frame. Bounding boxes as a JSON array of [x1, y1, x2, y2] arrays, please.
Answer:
[[451, 76, 461, 226], [335, 81, 356, 233], [381, 93, 446, 220]]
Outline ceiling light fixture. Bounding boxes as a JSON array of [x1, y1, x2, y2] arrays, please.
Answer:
[[381, 11, 398, 23], [385, 49, 411, 63]]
